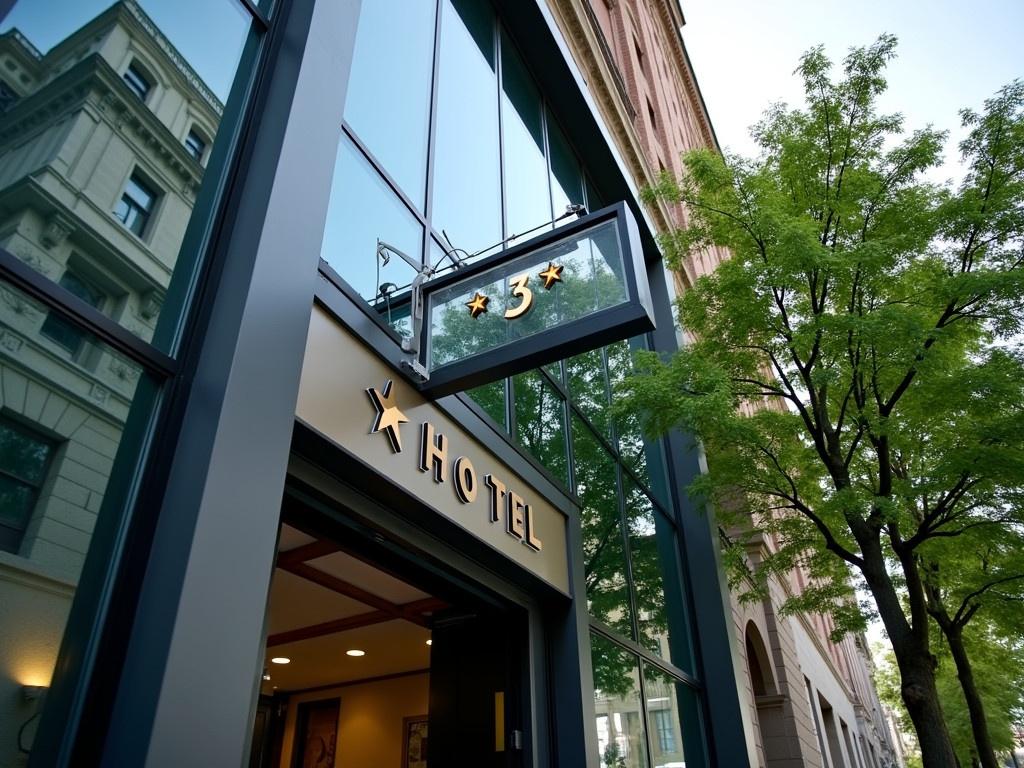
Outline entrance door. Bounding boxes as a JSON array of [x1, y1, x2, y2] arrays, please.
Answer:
[[249, 502, 526, 768], [428, 607, 524, 768]]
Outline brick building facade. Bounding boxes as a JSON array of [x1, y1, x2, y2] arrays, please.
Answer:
[[546, 2, 905, 766]]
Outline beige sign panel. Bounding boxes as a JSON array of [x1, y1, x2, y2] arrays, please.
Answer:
[[296, 306, 570, 595]]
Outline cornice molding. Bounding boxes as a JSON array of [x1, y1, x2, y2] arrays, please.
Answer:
[[544, 0, 673, 234], [649, 0, 716, 149]]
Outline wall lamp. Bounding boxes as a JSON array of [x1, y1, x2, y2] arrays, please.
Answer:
[[22, 685, 47, 702]]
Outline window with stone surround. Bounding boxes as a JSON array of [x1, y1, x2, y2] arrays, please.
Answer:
[[0, 416, 56, 554]]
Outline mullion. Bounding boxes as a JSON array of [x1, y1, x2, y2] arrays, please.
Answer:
[[236, 0, 270, 29], [0, 250, 177, 379], [616, 459, 643, 645], [422, 0, 444, 270], [341, 122, 428, 228], [0, 468, 38, 492], [588, 618, 701, 690], [567, 398, 675, 527]]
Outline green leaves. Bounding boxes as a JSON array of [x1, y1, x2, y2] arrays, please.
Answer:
[[620, 35, 1024, 756]]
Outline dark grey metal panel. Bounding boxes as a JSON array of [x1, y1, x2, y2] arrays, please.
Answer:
[[547, 505, 599, 767], [646, 264, 756, 768], [98, 1, 362, 766]]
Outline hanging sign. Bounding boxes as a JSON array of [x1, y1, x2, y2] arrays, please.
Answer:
[[418, 202, 654, 397]]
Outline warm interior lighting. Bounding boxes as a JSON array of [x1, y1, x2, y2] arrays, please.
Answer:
[[426, 639, 432, 646], [21, 685, 48, 702], [270, 657, 290, 665], [345, 649, 365, 657]]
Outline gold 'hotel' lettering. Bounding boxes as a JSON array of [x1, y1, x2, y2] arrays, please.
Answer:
[[368, 380, 542, 552]]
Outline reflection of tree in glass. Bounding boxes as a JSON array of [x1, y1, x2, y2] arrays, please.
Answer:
[[591, 635, 649, 768], [428, 223, 628, 371], [624, 479, 671, 657], [466, 379, 506, 428], [430, 281, 507, 366], [602, 741, 627, 768], [605, 340, 649, 485], [567, 347, 611, 437], [513, 370, 567, 483], [591, 633, 638, 708], [574, 417, 631, 638]]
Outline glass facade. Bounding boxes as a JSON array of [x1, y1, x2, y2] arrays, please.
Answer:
[[0, 0, 265, 761], [321, 2, 705, 765], [0, 0, 737, 764]]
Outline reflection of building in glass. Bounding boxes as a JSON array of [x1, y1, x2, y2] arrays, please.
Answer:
[[554, 1, 905, 766], [0, 2, 218, 760]]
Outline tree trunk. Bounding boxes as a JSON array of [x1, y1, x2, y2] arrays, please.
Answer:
[[858, 541, 959, 767], [892, 645, 959, 768], [946, 623, 1000, 768]]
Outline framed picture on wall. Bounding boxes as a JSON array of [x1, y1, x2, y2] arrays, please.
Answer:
[[293, 697, 340, 768], [401, 715, 428, 768]]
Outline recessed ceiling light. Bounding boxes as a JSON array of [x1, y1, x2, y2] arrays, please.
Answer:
[[270, 657, 290, 665], [346, 649, 365, 657], [425, 639, 432, 646]]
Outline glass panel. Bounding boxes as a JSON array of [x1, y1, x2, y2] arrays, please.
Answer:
[[0, 276, 151, 755], [607, 339, 650, 485], [574, 416, 631, 635], [426, 219, 629, 372], [567, 347, 611, 438], [431, 0, 501, 261], [0, 0, 254, 350], [344, 0, 436, 209], [548, 111, 585, 218], [543, 359, 563, 385], [591, 633, 649, 768], [467, 379, 506, 429], [642, 665, 688, 767], [0, 475, 37, 550], [625, 476, 693, 670], [500, 31, 551, 242], [513, 370, 567, 483], [321, 134, 423, 308]]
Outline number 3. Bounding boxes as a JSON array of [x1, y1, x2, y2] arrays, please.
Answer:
[[504, 273, 534, 319]]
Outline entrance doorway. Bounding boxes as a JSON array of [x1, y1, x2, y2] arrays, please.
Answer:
[[248, 495, 524, 768]]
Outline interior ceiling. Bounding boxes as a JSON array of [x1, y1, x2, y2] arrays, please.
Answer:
[[260, 524, 443, 695]]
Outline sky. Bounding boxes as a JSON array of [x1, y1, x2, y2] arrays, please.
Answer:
[[681, 1, 1022, 651], [680, 0, 1024, 184], [2, 0, 250, 103]]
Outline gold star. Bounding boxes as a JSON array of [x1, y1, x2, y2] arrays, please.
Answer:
[[366, 379, 408, 453], [538, 262, 564, 290], [466, 292, 490, 318]]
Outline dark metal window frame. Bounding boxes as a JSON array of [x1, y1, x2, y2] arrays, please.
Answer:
[[122, 62, 152, 102], [0, 249, 177, 377]]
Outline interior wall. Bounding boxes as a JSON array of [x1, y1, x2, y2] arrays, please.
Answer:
[[278, 671, 429, 768]]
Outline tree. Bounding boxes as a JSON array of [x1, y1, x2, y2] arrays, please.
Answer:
[[875, 618, 1024, 768], [618, 35, 1024, 767]]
